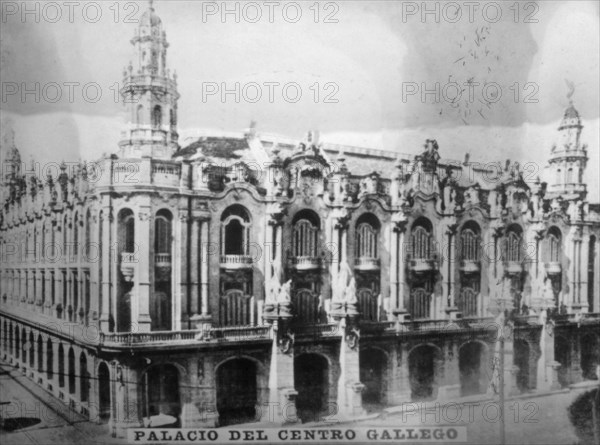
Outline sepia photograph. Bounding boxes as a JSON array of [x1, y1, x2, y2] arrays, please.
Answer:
[[0, 1, 599, 444]]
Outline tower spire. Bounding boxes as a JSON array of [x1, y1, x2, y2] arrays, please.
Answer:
[[118, 0, 180, 159]]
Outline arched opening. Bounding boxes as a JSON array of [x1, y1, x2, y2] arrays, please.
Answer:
[[37, 335, 43, 373], [410, 218, 434, 260], [580, 334, 599, 380], [555, 336, 570, 387], [292, 210, 320, 259], [152, 105, 162, 128], [14, 326, 19, 360], [136, 104, 144, 125], [80, 352, 89, 402], [357, 288, 379, 322], [28, 331, 34, 368], [58, 344, 65, 388], [355, 214, 380, 260], [142, 364, 181, 427], [546, 227, 562, 263], [221, 205, 251, 256], [152, 209, 173, 332], [68, 347, 76, 394], [295, 353, 329, 423], [459, 342, 487, 396], [46, 339, 53, 379], [514, 339, 530, 393], [98, 363, 111, 422], [217, 359, 258, 426], [360, 349, 387, 407], [409, 345, 440, 401]]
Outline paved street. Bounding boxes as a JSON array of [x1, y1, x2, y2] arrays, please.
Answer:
[[0, 365, 125, 445], [1, 362, 597, 444]]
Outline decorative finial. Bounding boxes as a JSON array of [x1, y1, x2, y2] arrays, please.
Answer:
[[565, 78, 575, 104], [149, 0, 155, 11]]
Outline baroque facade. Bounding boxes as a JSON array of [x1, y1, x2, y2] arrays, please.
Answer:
[[1, 2, 599, 435]]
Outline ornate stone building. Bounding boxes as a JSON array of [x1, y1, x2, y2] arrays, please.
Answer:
[[1, 2, 599, 435]]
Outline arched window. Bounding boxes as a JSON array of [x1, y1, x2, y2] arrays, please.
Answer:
[[28, 331, 34, 367], [567, 168, 573, 183], [154, 210, 172, 255], [46, 338, 53, 379], [37, 335, 43, 373], [152, 105, 162, 128], [505, 225, 523, 263], [63, 215, 69, 259], [589, 235, 596, 312], [556, 168, 561, 184], [73, 212, 79, 262], [547, 227, 561, 262], [292, 210, 320, 258], [136, 104, 144, 125], [58, 344, 65, 388], [80, 352, 89, 402], [355, 214, 379, 259], [85, 210, 92, 259], [410, 218, 433, 260], [170, 109, 176, 127], [460, 222, 481, 262], [221, 205, 251, 256], [68, 347, 76, 394], [119, 209, 135, 253]]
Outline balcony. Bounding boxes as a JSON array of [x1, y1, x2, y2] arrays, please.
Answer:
[[408, 258, 436, 273], [120, 252, 136, 282], [152, 161, 182, 187], [354, 257, 380, 271], [155, 254, 172, 281], [459, 259, 480, 274], [505, 261, 523, 275], [289, 256, 321, 271], [219, 255, 253, 270], [545, 261, 562, 275]]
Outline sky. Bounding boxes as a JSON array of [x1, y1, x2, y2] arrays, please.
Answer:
[[1, 0, 599, 200]]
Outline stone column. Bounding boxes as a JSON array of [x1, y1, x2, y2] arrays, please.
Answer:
[[178, 211, 190, 329], [181, 358, 217, 427], [393, 218, 409, 322], [437, 341, 460, 400], [445, 223, 459, 319], [388, 342, 411, 405], [189, 216, 200, 317], [99, 205, 112, 331], [389, 224, 398, 317], [135, 207, 152, 332], [200, 219, 210, 318], [536, 312, 561, 391], [336, 320, 365, 419], [580, 236, 589, 311], [114, 365, 142, 437], [265, 324, 299, 424], [569, 332, 583, 383]]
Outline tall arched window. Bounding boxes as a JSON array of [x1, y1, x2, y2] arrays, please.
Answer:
[[85, 210, 92, 260], [58, 344, 65, 388], [220, 205, 251, 256], [505, 225, 523, 263], [73, 212, 79, 262], [292, 211, 320, 258], [567, 168, 574, 183], [46, 338, 53, 379], [556, 168, 562, 184], [589, 235, 596, 312], [136, 104, 144, 125], [547, 227, 561, 262], [152, 105, 162, 128], [154, 210, 173, 255], [410, 218, 433, 260], [119, 209, 135, 253], [355, 214, 379, 259], [460, 222, 481, 262], [68, 347, 76, 395]]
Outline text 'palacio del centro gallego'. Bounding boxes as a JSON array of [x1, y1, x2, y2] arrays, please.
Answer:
[[0, 1, 599, 436]]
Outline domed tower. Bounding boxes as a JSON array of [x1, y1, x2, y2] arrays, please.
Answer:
[[118, 0, 180, 159], [546, 98, 588, 199]]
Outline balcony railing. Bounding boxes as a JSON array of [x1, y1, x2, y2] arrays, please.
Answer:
[[289, 256, 321, 270], [354, 257, 380, 271], [209, 325, 270, 341], [120, 252, 136, 282], [544, 261, 562, 275], [505, 261, 523, 275], [459, 259, 480, 274], [408, 258, 437, 273], [295, 323, 340, 337], [219, 255, 253, 269]]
